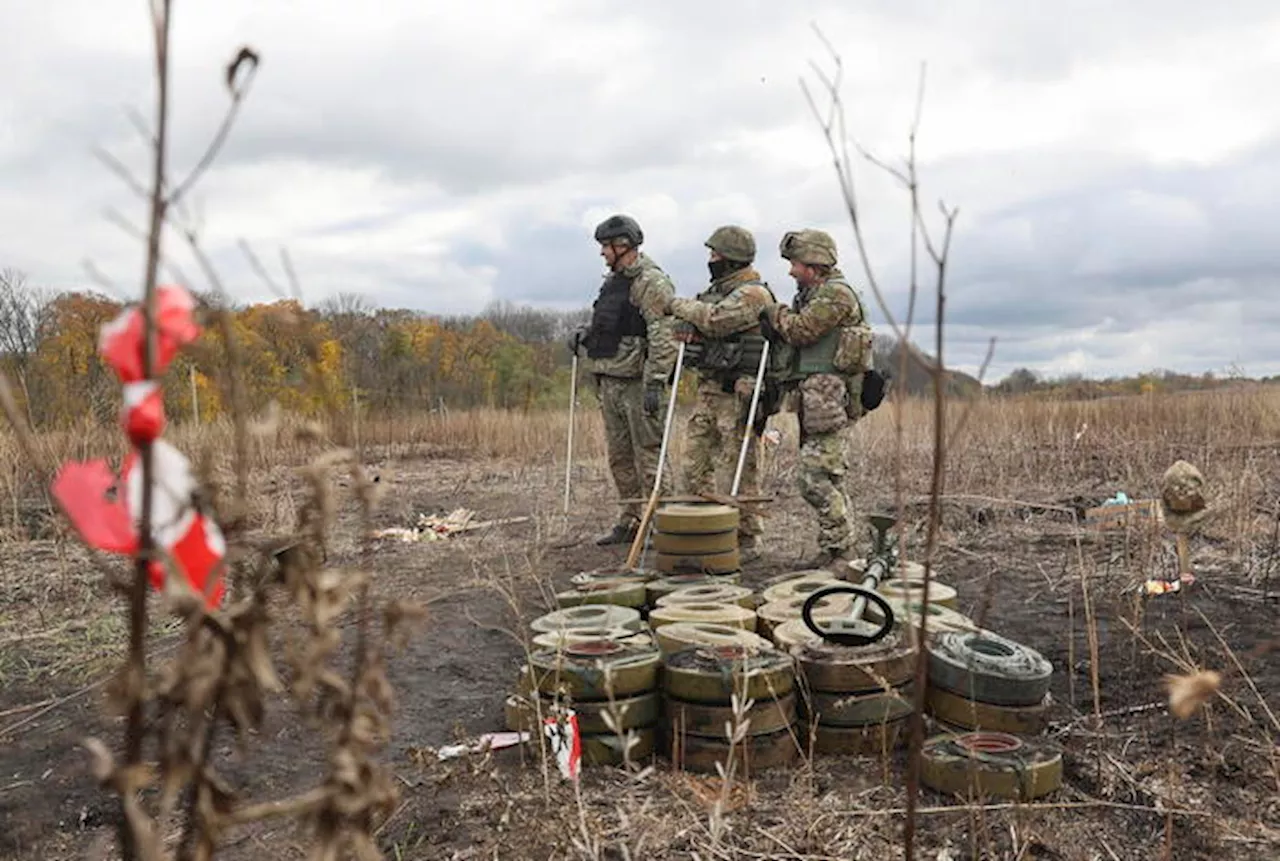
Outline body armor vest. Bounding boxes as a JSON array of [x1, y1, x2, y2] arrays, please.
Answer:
[[585, 271, 647, 359], [688, 278, 776, 378]]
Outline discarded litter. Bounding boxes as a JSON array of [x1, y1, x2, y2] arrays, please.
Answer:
[[435, 731, 530, 760], [373, 508, 532, 543]]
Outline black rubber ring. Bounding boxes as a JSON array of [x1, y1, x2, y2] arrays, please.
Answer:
[[801, 585, 895, 646]]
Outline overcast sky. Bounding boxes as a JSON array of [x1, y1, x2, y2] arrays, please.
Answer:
[[3, 1, 1277, 381]]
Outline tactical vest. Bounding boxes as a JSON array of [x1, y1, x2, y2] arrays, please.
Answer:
[[585, 271, 647, 359], [784, 276, 871, 380], [687, 278, 776, 378]]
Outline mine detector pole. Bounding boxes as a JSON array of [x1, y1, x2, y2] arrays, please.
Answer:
[[625, 341, 686, 569], [562, 353, 578, 515], [731, 340, 770, 497], [802, 513, 901, 646]]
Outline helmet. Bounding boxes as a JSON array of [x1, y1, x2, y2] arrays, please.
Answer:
[[704, 225, 756, 263], [594, 214, 644, 248], [779, 229, 837, 266]]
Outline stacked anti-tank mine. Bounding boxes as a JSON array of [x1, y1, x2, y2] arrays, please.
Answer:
[[508, 600, 661, 767], [506, 562, 664, 767], [651, 503, 743, 579], [783, 607, 919, 755], [852, 546, 1064, 800], [502, 546, 752, 770], [648, 583, 803, 774], [499, 511, 1062, 794], [918, 626, 1062, 800]]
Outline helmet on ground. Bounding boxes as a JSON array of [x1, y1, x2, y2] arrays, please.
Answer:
[[594, 214, 644, 247], [779, 229, 837, 266], [704, 225, 756, 263]]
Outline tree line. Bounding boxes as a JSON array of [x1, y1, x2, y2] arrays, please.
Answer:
[[0, 269, 602, 429]]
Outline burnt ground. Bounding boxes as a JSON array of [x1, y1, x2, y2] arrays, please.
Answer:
[[1, 449, 1278, 860]]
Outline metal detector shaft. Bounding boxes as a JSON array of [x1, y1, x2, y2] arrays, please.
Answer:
[[624, 341, 686, 569], [846, 555, 891, 625], [801, 513, 900, 647], [731, 339, 770, 497], [562, 352, 578, 515]]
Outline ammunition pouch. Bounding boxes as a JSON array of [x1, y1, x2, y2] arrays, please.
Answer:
[[860, 369, 888, 412]]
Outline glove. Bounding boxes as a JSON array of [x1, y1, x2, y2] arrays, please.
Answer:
[[643, 382, 663, 416], [673, 320, 700, 343], [566, 325, 589, 356], [758, 306, 782, 343]]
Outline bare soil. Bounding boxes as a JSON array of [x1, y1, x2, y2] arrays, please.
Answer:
[[1, 448, 1278, 860]]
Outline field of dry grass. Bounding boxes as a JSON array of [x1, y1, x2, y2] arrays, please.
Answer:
[[1, 386, 1278, 860]]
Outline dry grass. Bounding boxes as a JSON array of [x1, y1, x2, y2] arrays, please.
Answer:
[[3, 385, 1280, 859]]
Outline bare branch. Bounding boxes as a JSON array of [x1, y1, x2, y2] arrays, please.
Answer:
[[168, 46, 260, 208]]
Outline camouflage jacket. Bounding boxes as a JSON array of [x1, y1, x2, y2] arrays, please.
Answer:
[[766, 268, 865, 347], [585, 252, 678, 385], [670, 266, 774, 339]]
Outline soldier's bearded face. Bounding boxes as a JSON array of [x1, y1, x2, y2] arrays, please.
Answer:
[[789, 260, 815, 286]]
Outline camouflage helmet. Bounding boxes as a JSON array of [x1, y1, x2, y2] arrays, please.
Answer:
[[779, 229, 837, 266], [594, 214, 644, 247], [704, 225, 756, 263]]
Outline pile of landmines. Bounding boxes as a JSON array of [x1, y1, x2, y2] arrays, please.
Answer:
[[502, 509, 1061, 799]]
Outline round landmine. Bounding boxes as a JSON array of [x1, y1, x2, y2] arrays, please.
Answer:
[[849, 558, 926, 580], [920, 731, 1063, 800], [581, 726, 656, 766], [663, 644, 795, 704], [526, 640, 661, 700], [646, 573, 740, 605], [654, 503, 740, 535], [793, 626, 916, 693], [927, 629, 1053, 707], [667, 725, 798, 774], [656, 582, 755, 611], [865, 599, 978, 640], [771, 618, 824, 650], [876, 577, 959, 611], [570, 566, 657, 588], [555, 579, 647, 610], [531, 626, 654, 651], [653, 529, 738, 555], [757, 593, 855, 640], [926, 687, 1049, 735], [657, 549, 740, 576], [759, 569, 842, 591], [648, 602, 756, 632], [761, 571, 842, 604], [804, 684, 915, 727], [531, 605, 643, 634], [655, 622, 773, 656], [810, 716, 908, 756], [504, 691, 661, 734], [664, 690, 797, 737]]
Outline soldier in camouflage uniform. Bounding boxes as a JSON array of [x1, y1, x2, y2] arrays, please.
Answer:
[[568, 214, 678, 545], [666, 226, 775, 562], [760, 229, 875, 567]]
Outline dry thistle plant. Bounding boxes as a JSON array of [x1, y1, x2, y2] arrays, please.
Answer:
[[1165, 670, 1222, 720], [0, 4, 427, 859]]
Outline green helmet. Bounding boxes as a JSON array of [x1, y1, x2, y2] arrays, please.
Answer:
[[594, 214, 644, 247], [704, 225, 756, 263], [779, 229, 837, 266]]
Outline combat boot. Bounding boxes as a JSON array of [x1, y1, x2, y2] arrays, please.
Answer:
[[595, 520, 638, 546]]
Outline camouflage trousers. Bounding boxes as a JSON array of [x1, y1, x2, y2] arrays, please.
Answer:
[[596, 374, 671, 526], [682, 383, 763, 538], [797, 428, 853, 555]]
